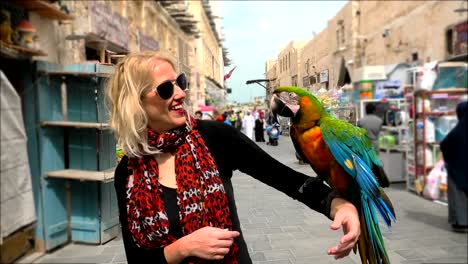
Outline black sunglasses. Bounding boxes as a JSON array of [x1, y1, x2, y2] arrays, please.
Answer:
[[153, 73, 188, 100]]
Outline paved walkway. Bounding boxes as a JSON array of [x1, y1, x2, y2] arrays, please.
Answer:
[[25, 136, 467, 264]]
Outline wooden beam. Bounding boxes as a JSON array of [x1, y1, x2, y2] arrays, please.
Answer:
[[45, 168, 116, 182], [8, 0, 74, 20], [41, 121, 110, 129]]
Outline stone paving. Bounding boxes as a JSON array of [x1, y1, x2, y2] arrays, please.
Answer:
[[25, 135, 467, 264]]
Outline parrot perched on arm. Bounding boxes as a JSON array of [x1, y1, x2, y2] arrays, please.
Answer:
[[270, 86, 396, 264]]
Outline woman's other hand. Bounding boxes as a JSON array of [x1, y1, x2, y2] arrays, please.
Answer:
[[177, 226, 239, 261], [327, 198, 360, 259]]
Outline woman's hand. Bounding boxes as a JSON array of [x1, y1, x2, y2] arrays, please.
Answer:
[[327, 198, 360, 259], [178, 226, 239, 260]]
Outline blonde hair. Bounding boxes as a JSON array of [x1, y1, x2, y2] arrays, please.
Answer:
[[105, 51, 177, 158]]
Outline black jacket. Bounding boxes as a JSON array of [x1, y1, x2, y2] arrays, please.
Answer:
[[114, 120, 337, 263]]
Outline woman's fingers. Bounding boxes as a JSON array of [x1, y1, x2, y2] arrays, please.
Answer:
[[186, 227, 239, 260]]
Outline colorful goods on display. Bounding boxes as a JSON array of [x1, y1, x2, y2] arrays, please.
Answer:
[[359, 81, 373, 99], [14, 20, 37, 48], [116, 147, 124, 164]]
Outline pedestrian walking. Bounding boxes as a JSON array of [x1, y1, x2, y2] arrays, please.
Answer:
[[222, 112, 232, 126], [105, 51, 360, 263], [441, 101, 468, 233], [254, 111, 265, 142], [235, 111, 242, 131], [357, 103, 383, 151], [242, 111, 255, 140]]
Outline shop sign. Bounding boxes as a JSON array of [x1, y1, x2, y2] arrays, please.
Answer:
[[139, 32, 159, 51], [88, 2, 130, 50], [353, 66, 387, 82], [319, 70, 329, 83]]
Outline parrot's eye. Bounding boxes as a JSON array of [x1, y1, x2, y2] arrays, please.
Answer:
[[288, 92, 298, 101]]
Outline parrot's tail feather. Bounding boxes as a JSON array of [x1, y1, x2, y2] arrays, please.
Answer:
[[374, 197, 395, 227], [353, 155, 394, 264], [372, 164, 390, 188], [380, 189, 396, 221], [353, 154, 396, 226], [360, 195, 391, 264], [353, 155, 380, 198]]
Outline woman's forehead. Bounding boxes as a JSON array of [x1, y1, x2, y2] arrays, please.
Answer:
[[150, 59, 174, 72]]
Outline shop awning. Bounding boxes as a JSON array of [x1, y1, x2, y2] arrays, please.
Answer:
[[337, 58, 351, 86], [198, 105, 215, 112]]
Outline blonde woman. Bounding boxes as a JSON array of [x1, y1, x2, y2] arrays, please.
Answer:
[[106, 51, 360, 264]]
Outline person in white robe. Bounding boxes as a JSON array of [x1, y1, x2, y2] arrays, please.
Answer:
[[242, 111, 255, 140]]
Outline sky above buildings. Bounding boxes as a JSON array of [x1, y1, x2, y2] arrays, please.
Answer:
[[221, 1, 347, 103]]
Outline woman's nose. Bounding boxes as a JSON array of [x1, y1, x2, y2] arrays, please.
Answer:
[[174, 85, 186, 98]]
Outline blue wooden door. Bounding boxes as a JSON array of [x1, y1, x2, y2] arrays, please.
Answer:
[[68, 127, 101, 243], [38, 128, 69, 250], [37, 76, 69, 250], [98, 129, 119, 243], [100, 181, 119, 243]]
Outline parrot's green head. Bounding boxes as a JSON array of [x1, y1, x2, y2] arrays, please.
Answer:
[[270, 86, 326, 122]]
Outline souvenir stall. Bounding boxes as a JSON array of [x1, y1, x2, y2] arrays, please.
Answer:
[[350, 65, 413, 183], [407, 61, 468, 204]]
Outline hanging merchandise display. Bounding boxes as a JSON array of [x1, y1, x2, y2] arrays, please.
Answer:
[[409, 88, 467, 200], [323, 85, 356, 123], [416, 61, 438, 90], [423, 160, 447, 201]]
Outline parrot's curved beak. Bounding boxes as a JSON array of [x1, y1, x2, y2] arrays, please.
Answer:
[[270, 93, 294, 118]]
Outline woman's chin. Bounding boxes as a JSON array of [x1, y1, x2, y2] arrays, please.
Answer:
[[171, 113, 187, 126]]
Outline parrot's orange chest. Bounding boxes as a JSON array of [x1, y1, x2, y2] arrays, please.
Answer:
[[294, 125, 349, 193], [296, 126, 334, 172]]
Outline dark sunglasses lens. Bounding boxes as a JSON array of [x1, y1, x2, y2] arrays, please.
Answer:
[[176, 73, 187, 91], [157, 81, 174, 100]]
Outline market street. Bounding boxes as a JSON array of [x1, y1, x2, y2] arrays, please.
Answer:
[[26, 135, 468, 264]]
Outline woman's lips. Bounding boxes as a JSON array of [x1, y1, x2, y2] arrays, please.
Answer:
[[171, 108, 186, 115], [170, 102, 185, 115]]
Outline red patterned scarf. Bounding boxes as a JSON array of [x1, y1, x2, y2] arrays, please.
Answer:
[[127, 118, 238, 263]]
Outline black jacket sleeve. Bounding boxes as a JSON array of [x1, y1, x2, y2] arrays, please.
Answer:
[[114, 156, 168, 264], [198, 121, 338, 218]]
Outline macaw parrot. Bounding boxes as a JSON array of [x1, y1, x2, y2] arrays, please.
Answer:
[[270, 86, 396, 264]]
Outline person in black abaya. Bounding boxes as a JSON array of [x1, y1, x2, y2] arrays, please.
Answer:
[[254, 111, 265, 142], [440, 101, 468, 233]]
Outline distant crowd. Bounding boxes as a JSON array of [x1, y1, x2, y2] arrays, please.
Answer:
[[194, 107, 279, 143]]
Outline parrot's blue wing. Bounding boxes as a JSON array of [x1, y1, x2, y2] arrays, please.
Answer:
[[321, 117, 396, 264], [320, 118, 396, 224], [320, 120, 380, 192]]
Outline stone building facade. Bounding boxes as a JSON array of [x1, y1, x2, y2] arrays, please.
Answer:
[[265, 59, 278, 95], [265, 40, 307, 100], [188, 1, 226, 109], [266, 0, 467, 93], [277, 40, 307, 87], [28, 0, 226, 112]]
